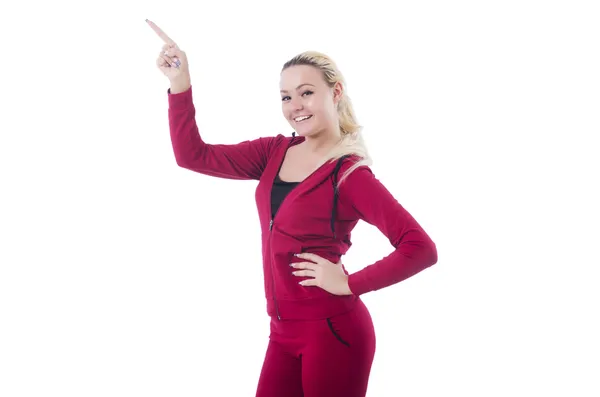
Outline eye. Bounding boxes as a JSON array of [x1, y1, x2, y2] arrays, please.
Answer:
[[281, 91, 313, 102]]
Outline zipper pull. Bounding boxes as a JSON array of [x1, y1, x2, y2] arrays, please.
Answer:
[[269, 219, 274, 231]]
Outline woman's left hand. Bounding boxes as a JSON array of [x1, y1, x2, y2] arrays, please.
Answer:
[[291, 253, 353, 296]]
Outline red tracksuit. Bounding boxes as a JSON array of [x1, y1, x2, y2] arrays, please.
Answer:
[[167, 86, 438, 396]]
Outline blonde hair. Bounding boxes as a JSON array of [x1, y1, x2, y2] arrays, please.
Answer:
[[282, 51, 373, 185]]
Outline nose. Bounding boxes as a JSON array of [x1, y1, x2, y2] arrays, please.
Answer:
[[290, 97, 303, 111]]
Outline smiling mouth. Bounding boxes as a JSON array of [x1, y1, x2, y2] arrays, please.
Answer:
[[294, 115, 313, 123]]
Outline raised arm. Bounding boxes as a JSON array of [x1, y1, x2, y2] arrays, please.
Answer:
[[148, 19, 276, 180], [168, 86, 277, 180], [339, 165, 438, 296]]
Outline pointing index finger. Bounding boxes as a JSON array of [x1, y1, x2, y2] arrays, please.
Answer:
[[146, 19, 176, 45]]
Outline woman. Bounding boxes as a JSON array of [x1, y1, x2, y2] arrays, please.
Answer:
[[148, 19, 438, 397]]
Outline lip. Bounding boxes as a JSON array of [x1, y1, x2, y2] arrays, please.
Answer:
[[293, 115, 313, 122]]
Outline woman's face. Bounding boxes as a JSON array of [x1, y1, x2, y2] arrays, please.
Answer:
[[280, 65, 340, 137]]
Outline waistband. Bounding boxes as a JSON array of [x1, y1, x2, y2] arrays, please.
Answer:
[[267, 295, 360, 321]]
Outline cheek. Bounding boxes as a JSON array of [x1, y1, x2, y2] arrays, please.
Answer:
[[310, 98, 329, 116], [317, 101, 336, 120]]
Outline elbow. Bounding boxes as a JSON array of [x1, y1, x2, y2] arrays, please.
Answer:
[[173, 149, 199, 170], [412, 233, 438, 269], [427, 239, 438, 267], [170, 143, 190, 169], [175, 155, 190, 169], [393, 228, 438, 264], [418, 229, 438, 267]]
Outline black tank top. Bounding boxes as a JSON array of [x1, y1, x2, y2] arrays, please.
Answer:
[[271, 174, 300, 218], [270, 134, 351, 240]]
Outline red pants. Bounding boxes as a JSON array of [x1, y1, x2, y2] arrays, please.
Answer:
[[255, 299, 376, 397]]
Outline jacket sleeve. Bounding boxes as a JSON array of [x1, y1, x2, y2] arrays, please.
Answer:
[[168, 85, 278, 180], [339, 165, 438, 296]]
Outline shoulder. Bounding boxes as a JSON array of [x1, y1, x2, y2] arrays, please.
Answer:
[[254, 133, 297, 158], [261, 133, 288, 147], [336, 162, 402, 219], [336, 157, 389, 199], [336, 155, 375, 182], [334, 156, 377, 196], [271, 133, 304, 149]]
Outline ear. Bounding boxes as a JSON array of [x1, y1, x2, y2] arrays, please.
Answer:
[[333, 81, 343, 106]]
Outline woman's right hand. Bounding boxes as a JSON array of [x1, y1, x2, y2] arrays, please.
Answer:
[[146, 19, 191, 94]]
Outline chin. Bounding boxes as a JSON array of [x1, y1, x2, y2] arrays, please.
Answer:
[[293, 129, 315, 137], [289, 122, 319, 137]]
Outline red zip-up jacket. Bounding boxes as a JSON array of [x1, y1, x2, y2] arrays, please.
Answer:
[[168, 86, 438, 321]]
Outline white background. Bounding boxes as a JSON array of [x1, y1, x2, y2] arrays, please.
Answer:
[[1, 1, 599, 396]]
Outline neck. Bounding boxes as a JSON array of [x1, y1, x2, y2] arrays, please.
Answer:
[[301, 129, 342, 155]]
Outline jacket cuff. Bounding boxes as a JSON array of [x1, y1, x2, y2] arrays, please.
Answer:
[[347, 272, 371, 296], [168, 85, 193, 110]]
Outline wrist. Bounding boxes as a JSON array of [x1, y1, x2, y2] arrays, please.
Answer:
[[343, 274, 353, 295], [170, 78, 191, 94]]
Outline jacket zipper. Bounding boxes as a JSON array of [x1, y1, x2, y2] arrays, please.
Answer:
[[267, 156, 332, 321], [269, 218, 281, 320], [267, 135, 297, 322]]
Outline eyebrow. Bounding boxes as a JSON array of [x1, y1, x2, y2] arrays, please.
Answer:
[[280, 83, 315, 93]]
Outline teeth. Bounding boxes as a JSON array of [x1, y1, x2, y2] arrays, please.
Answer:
[[294, 115, 312, 122]]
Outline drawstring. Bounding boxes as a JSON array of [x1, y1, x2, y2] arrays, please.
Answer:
[[290, 130, 347, 240], [330, 155, 351, 239]]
